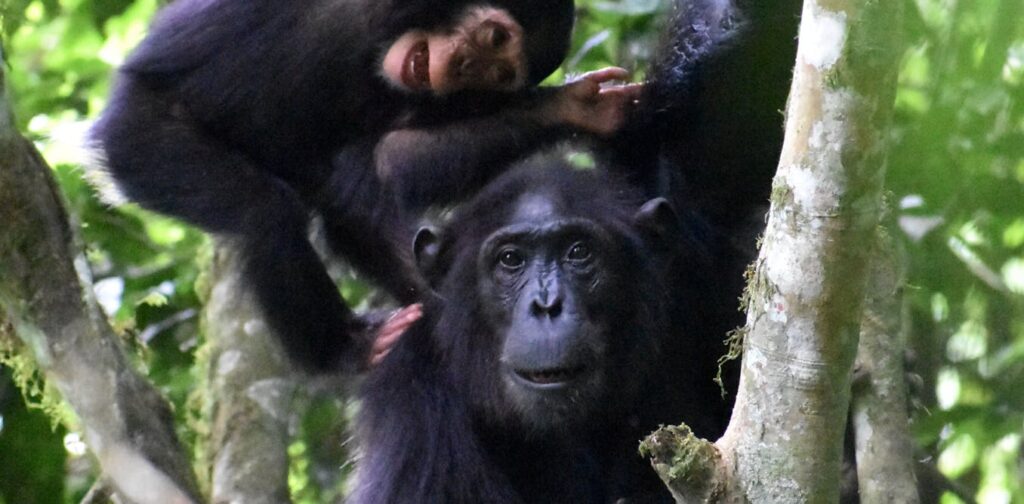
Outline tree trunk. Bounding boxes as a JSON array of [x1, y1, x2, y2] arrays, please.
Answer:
[[643, 0, 906, 500], [850, 230, 919, 502], [198, 241, 296, 504], [0, 49, 200, 504]]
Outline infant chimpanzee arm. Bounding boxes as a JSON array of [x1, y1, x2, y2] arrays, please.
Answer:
[[377, 68, 643, 212]]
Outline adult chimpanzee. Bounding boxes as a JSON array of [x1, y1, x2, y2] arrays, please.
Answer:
[[88, 0, 642, 372], [357, 164, 687, 503], [354, 0, 802, 501]]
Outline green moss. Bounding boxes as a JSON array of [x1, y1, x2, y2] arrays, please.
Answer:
[[192, 240, 215, 305], [0, 318, 75, 430], [770, 180, 793, 208], [185, 335, 212, 493], [824, 68, 842, 90], [186, 245, 215, 495], [716, 326, 746, 395], [639, 424, 719, 485], [717, 250, 783, 395]]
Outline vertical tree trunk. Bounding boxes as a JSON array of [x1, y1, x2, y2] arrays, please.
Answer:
[[199, 242, 296, 504], [644, 0, 906, 500], [850, 230, 918, 502]]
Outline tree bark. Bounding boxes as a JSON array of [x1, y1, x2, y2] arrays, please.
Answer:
[[199, 241, 296, 504], [644, 0, 904, 500], [0, 49, 200, 504], [850, 230, 919, 502]]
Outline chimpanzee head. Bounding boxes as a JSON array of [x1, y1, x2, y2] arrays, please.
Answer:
[[380, 1, 574, 94], [414, 152, 680, 433]]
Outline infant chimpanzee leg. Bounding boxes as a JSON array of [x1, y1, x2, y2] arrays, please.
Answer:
[[95, 81, 365, 371]]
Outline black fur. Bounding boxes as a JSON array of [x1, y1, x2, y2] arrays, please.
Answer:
[[88, 0, 577, 371], [355, 0, 802, 502], [357, 165, 674, 503]]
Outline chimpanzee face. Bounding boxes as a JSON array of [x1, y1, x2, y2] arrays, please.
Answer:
[[413, 168, 679, 433], [476, 193, 617, 429], [381, 7, 528, 94]]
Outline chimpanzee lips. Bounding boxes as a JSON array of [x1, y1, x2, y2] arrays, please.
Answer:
[[515, 366, 585, 385], [401, 41, 431, 90]]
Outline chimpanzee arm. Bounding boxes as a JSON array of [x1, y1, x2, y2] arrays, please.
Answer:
[[378, 70, 642, 213], [314, 139, 426, 304], [377, 110, 561, 213]]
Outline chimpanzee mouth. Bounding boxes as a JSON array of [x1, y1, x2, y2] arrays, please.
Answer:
[[402, 40, 431, 90], [514, 366, 585, 386]]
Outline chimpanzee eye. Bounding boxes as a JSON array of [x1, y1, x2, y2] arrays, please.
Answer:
[[498, 249, 525, 269], [490, 25, 510, 48], [566, 242, 592, 262]]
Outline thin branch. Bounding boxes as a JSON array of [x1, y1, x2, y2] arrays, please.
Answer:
[[850, 229, 918, 502]]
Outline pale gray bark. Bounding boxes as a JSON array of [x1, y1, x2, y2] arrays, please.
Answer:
[[0, 49, 200, 504], [850, 230, 918, 502], [644, 0, 904, 501], [199, 242, 296, 504]]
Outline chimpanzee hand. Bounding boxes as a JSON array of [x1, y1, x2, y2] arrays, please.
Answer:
[[552, 67, 644, 137], [366, 303, 423, 367]]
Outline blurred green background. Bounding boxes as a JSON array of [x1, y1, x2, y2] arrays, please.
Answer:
[[0, 0, 1021, 502]]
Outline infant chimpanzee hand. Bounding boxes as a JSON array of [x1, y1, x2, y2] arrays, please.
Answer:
[[549, 67, 645, 137], [365, 303, 423, 368]]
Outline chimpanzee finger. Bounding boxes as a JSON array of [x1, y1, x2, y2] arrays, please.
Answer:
[[598, 82, 645, 100], [370, 352, 388, 366], [563, 78, 601, 100], [378, 303, 421, 342], [370, 303, 423, 363], [576, 66, 631, 84]]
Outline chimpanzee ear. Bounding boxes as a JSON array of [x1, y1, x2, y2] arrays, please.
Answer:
[[634, 197, 680, 245], [413, 226, 442, 273]]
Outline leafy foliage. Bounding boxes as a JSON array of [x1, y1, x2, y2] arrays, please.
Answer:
[[0, 0, 1021, 502], [888, 0, 1024, 500]]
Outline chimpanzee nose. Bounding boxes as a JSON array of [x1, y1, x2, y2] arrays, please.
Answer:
[[530, 287, 564, 319]]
